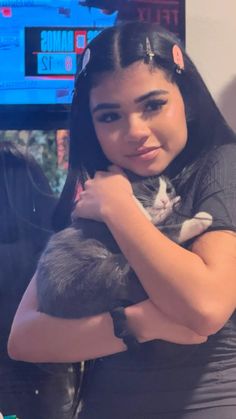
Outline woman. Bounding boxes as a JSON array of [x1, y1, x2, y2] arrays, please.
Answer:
[[0, 141, 79, 419], [8, 22, 236, 418]]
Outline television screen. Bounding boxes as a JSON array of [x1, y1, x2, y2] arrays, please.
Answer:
[[0, 0, 117, 129]]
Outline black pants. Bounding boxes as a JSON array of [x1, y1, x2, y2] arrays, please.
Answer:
[[0, 362, 80, 419]]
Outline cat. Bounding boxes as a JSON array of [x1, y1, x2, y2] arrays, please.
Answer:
[[36, 175, 212, 318]]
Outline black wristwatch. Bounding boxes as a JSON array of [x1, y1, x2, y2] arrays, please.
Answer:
[[110, 306, 140, 351]]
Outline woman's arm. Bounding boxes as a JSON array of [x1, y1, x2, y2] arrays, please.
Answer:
[[75, 168, 236, 336], [8, 277, 206, 363], [103, 198, 236, 336]]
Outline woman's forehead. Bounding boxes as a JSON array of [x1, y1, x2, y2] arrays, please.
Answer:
[[89, 63, 172, 105]]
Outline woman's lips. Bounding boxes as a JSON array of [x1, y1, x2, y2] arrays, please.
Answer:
[[127, 147, 161, 160]]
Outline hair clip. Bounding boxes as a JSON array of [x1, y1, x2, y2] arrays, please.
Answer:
[[73, 48, 91, 90], [75, 48, 91, 83], [81, 48, 91, 75], [82, 48, 91, 71], [172, 44, 184, 75], [145, 37, 155, 62]]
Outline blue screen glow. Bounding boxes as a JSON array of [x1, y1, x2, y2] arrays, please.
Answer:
[[0, 0, 116, 105]]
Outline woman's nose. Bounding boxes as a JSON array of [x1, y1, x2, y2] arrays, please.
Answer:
[[125, 115, 151, 143]]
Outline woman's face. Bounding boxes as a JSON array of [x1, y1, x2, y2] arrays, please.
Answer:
[[89, 62, 187, 176]]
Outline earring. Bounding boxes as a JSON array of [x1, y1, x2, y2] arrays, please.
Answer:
[[175, 65, 183, 75]]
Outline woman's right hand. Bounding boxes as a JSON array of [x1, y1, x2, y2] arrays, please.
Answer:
[[72, 165, 134, 222]]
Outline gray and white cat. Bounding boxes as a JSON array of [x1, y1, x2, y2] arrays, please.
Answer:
[[36, 176, 212, 318]]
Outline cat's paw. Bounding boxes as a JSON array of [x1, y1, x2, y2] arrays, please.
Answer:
[[193, 211, 213, 228], [178, 211, 213, 243]]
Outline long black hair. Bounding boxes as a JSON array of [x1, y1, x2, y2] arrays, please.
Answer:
[[53, 21, 236, 230], [0, 140, 56, 326], [0, 141, 56, 243]]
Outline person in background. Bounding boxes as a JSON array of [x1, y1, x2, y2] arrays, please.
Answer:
[[0, 141, 79, 419], [8, 22, 236, 419]]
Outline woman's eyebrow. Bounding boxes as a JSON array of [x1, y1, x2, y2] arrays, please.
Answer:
[[91, 103, 120, 114], [91, 90, 168, 114], [134, 90, 168, 103]]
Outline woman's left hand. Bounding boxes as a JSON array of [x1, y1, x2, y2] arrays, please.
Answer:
[[72, 165, 134, 222]]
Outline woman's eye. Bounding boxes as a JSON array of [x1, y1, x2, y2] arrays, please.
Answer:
[[144, 99, 167, 113], [96, 112, 121, 123]]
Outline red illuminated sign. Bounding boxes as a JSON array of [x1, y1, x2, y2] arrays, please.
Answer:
[[75, 30, 87, 53]]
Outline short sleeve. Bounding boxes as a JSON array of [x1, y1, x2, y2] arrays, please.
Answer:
[[192, 144, 236, 233]]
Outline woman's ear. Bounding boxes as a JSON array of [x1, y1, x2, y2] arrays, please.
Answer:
[[172, 44, 185, 71]]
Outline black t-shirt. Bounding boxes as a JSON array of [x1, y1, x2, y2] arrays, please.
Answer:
[[178, 143, 236, 233], [79, 144, 236, 417]]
